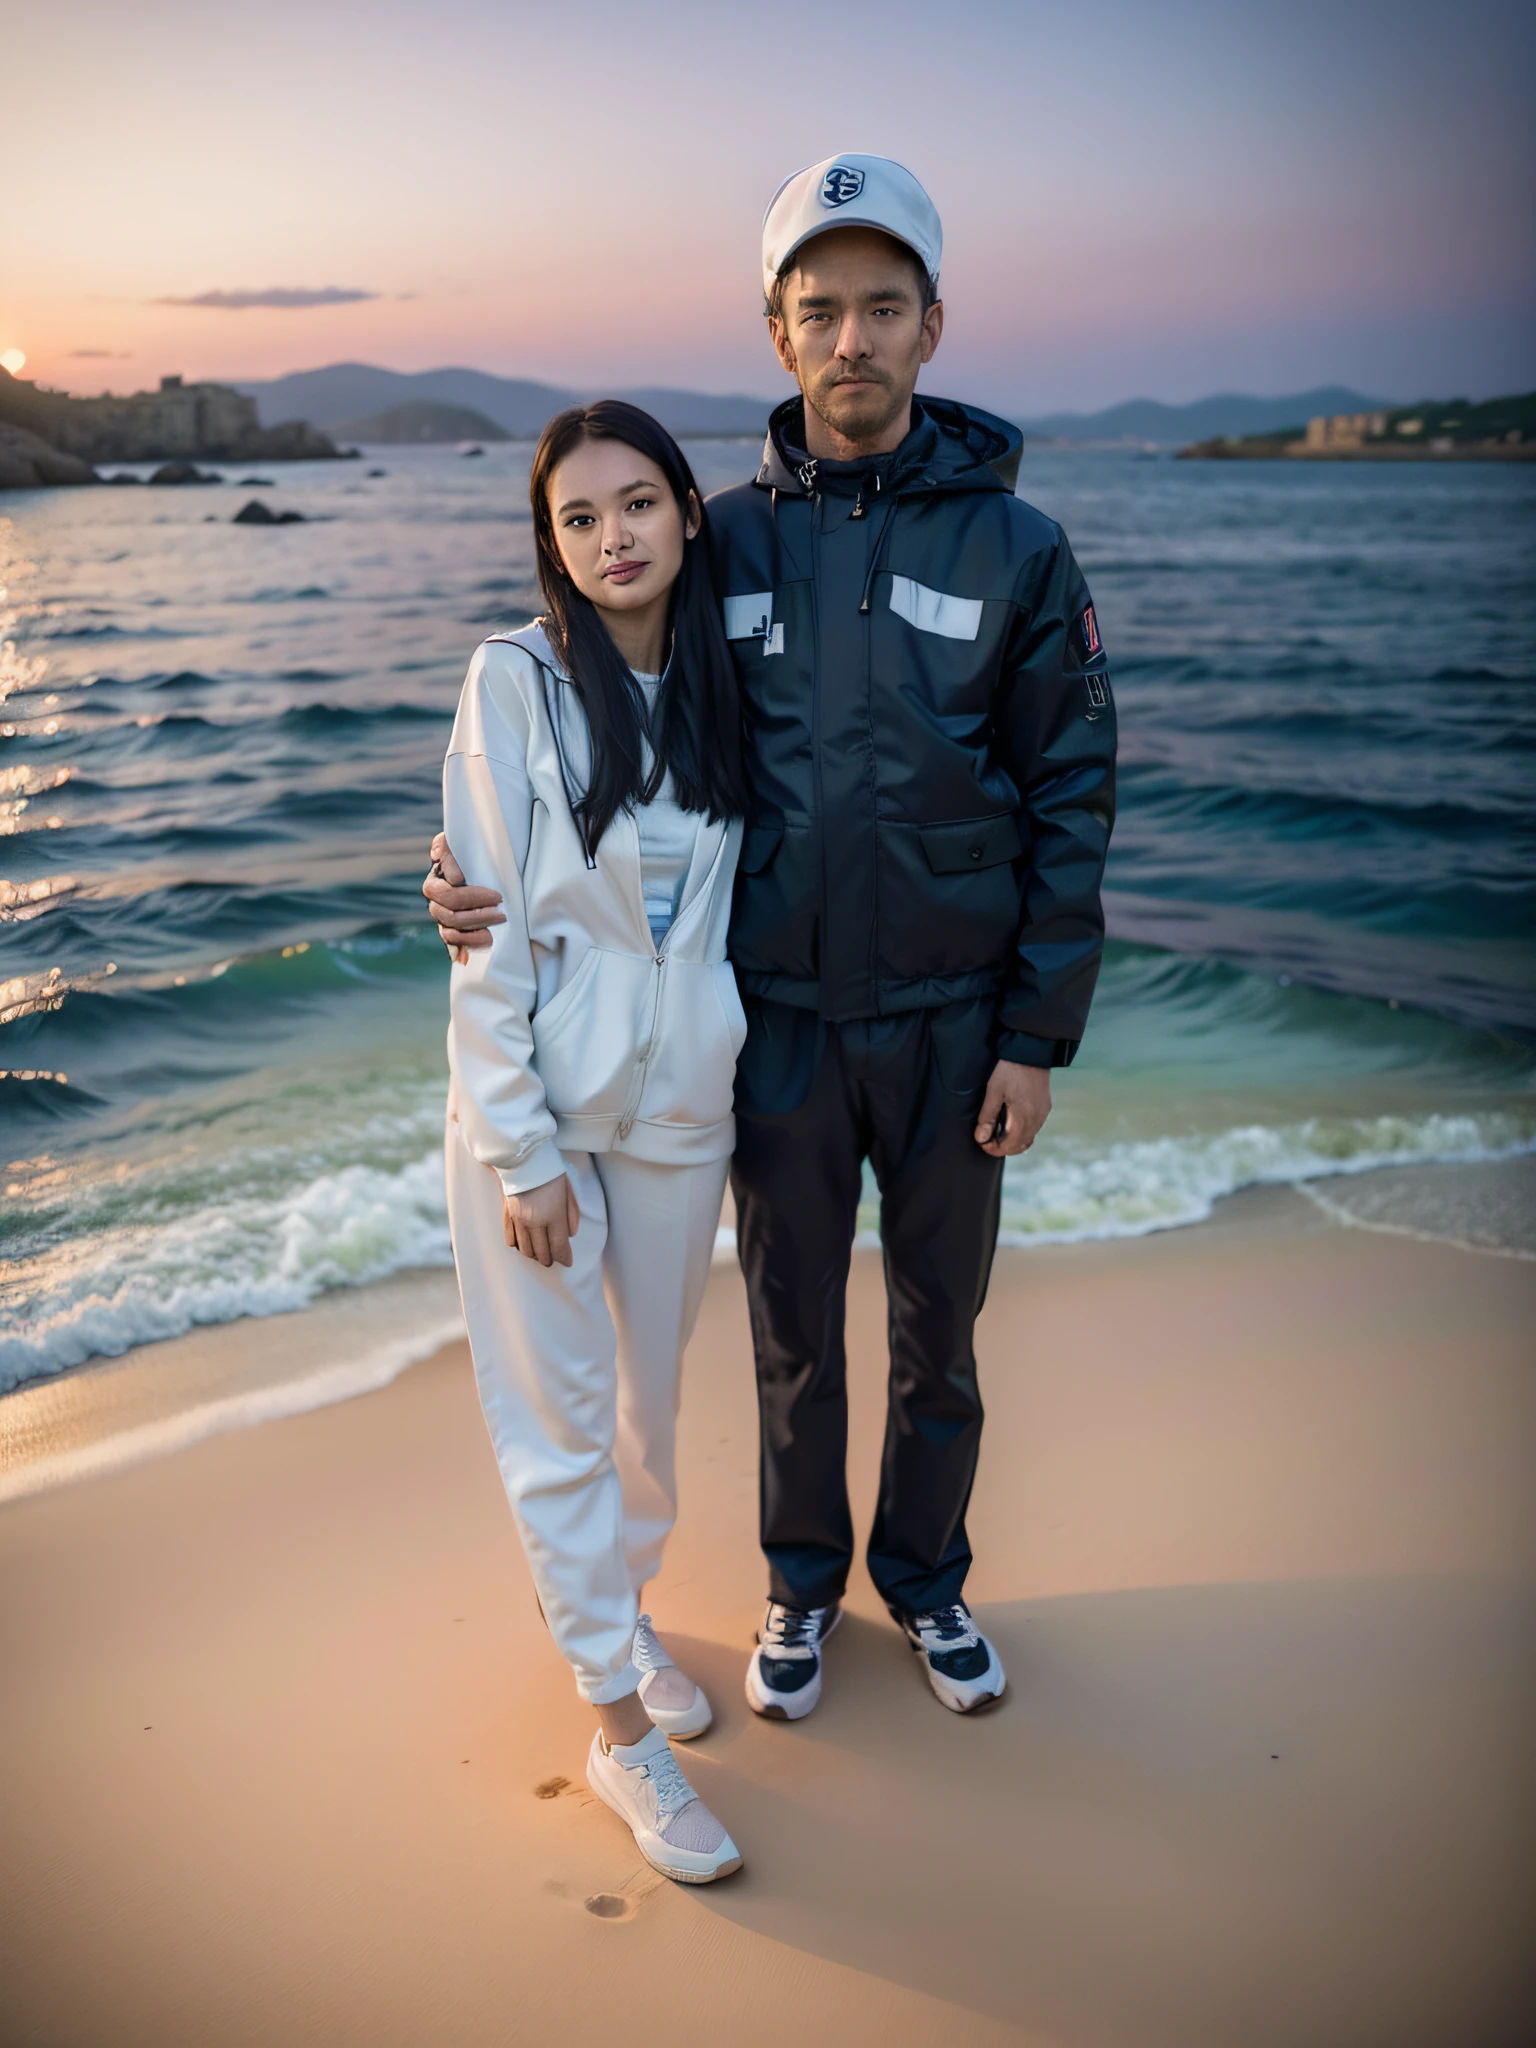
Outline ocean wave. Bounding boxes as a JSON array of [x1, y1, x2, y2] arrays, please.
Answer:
[[6, 1107, 1532, 1395], [1, 1147, 453, 1391], [1118, 764, 1532, 831], [990, 1111, 1536, 1245]]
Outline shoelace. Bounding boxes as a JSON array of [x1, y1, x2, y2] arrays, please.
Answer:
[[631, 1614, 672, 1675], [915, 1604, 980, 1651], [638, 1744, 697, 1825], [761, 1603, 823, 1655]]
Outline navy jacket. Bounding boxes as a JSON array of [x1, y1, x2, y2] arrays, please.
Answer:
[[707, 394, 1116, 1066]]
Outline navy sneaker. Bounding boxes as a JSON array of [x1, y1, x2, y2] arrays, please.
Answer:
[[744, 1600, 842, 1720], [898, 1601, 1006, 1713]]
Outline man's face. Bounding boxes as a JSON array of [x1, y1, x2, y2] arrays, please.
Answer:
[[768, 226, 943, 457]]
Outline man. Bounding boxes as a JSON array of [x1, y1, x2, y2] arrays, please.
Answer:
[[427, 154, 1116, 1720]]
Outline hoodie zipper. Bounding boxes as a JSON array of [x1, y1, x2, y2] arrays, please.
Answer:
[[614, 816, 730, 1140], [616, 948, 667, 1139], [616, 807, 665, 1140]]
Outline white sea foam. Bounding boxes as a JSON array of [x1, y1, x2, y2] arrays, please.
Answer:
[[992, 1111, 1535, 1246], [2, 1149, 453, 1391], [4, 1108, 1531, 1395]]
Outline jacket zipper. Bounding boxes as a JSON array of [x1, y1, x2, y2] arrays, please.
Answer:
[[617, 949, 667, 1139], [806, 478, 828, 1001], [615, 810, 730, 1141]]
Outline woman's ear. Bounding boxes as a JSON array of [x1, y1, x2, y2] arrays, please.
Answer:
[[684, 489, 702, 542]]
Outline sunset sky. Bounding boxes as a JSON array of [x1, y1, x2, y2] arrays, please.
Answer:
[[6, 0, 1533, 414]]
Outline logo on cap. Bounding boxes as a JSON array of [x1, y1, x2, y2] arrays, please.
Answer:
[[820, 165, 865, 208]]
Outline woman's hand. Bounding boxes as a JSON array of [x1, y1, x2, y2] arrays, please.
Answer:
[[502, 1174, 581, 1267]]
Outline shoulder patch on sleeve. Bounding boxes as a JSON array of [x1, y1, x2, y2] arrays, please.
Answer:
[[1079, 604, 1102, 658]]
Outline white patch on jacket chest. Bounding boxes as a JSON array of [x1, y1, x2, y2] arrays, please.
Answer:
[[724, 592, 774, 641], [762, 623, 784, 656], [888, 576, 983, 642]]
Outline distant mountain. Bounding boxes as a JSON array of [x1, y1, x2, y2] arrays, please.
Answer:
[[237, 363, 774, 439], [334, 401, 511, 444], [608, 386, 777, 437], [235, 365, 1400, 452], [1017, 388, 1388, 445]]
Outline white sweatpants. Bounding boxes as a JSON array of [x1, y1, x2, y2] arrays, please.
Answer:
[[445, 1119, 728, 1703]]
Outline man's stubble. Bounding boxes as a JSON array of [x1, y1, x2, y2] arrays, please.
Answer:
[[799, 360, 911, 457]]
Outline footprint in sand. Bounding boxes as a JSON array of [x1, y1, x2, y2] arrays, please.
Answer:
[[543, 1874, 663, 1920], [583, 1893, 636, 1920]]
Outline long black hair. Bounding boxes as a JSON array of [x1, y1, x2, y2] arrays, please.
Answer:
[[529, 400, 747, 859]]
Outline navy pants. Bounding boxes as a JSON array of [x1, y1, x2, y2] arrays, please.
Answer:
[[730, 997, 1005, 1618]]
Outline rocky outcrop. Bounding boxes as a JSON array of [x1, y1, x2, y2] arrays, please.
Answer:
[[331, 401, 510, 444], [233, 500, 306, 525], [0, 367, 342, 468], [0, 421, 98, 488]]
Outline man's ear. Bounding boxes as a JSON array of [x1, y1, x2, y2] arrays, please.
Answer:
[[919, 299, 944, 367], [767, 315, 798, 378], [684, 488, 702, 541]]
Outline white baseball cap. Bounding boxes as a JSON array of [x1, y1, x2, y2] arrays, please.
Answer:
[[761, 153, 942, 300]]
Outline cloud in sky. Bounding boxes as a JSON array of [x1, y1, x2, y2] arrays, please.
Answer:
[[150, 287, 380, 311], [68, 348, 132, 358]]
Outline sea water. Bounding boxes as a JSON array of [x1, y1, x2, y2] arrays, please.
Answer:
[[2, 444, 1533, 1391]]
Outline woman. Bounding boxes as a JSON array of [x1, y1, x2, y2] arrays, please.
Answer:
[[443, 402, 748, 1883]]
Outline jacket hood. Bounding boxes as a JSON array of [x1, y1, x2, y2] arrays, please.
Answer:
[[495, 618, 567, 680], [755, 394, 1022, 498]]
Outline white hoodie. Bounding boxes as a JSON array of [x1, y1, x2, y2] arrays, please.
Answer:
[[444, 625, 746, 1196]]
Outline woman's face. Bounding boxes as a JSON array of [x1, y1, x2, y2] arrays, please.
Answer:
[[547, 435, 700, 624]]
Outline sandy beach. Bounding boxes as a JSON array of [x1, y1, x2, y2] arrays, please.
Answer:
[[3, 1180, 1534, 2048]]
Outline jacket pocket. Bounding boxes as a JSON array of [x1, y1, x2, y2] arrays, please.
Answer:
[[730, 816, 819, 980], [918, 813, 1024, 874], [712, 962, 749, 1057], [531, 948, 651, 1119], [877, 816, 1024, 984], [639, 958, 745, 1130], [739, 819, 784, 874]]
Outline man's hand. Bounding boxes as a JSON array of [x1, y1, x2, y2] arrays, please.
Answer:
[[974, 1060, 1051, 1158], [424, 832, 505, 964], [502, 1173, 580, 1267]]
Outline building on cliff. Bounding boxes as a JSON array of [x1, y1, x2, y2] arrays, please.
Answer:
[[1303, 412, 1390, 451], [0, 370, 341, 464]]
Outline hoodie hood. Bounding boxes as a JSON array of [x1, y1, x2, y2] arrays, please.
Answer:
[[497, 617, 567, 680], [755, 393, 1022, 498]]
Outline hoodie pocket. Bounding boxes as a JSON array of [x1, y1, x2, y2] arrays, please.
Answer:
[[712, 961, 749, 1057], [531, 948, 652, 1120], [636, 958, 745, 1131]]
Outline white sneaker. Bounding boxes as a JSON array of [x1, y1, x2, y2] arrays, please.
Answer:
[[899, 1601, 1006, 1713], [633, 1613, 712, 1739], [744, 1600, 842, 1720], [585, 1726, 742, 1883]]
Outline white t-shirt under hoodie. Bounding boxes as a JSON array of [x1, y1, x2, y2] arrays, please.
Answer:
[[633, 670, 697, 952]]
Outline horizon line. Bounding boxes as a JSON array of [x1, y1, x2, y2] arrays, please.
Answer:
[[19, 358, 1457, 419]]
